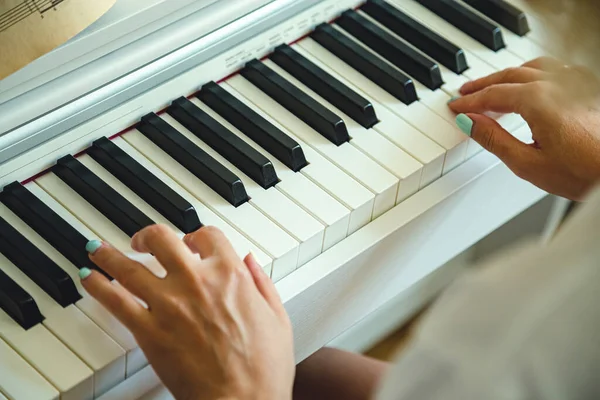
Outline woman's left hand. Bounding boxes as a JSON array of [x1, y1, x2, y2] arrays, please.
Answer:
[[80, 225, 295, 400]]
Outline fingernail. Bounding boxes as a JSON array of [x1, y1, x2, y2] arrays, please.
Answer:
[[85, 240, 103, 254], [248, 250, 256, 260], [455, 114, 474, 137], [79, 268, 92, 280], [447, 95, 460, 104]]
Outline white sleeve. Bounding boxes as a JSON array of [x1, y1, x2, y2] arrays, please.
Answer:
[[375, 188, 600, 400]]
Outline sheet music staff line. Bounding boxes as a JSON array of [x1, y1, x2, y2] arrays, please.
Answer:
[[0, 0, 65, 33]]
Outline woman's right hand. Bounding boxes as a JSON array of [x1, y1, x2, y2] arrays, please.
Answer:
[[448, 57, 600, 201]]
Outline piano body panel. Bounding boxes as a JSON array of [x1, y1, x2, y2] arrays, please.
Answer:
[[98, 149, 547, 400], [0, 0, 353, 165]]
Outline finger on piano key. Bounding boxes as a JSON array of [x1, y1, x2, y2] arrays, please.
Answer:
[[0, 286, 93, 400], [270, 44, 378, 129], [241, 59, 350, 146], [416, 0, 506, 51], [361, 0, 468, 74], [167, 97, 279, 189], [111, 137, 273, 275], [137, 113, 249, 207], [458, 0, 547, 62], [390, 0, 522, 70], [311, 23, 418, 105], [53, 155, 155, 237], [25, 182, 149, 378], [0, 337, 59, 400], [197, 82, 308, 172], [337, 9, 443, 90], [0, 247, 126, 397], [88, 137, 202, 234], [192, 93, 351, 251], [0, 182, 100, 275], [221, 82, 375, 235], [262, 59, 423, 203], [163, 111, 325, 267], [121, 128, 300, 281], [462, 0, 530, 36], [228, 74, 398, 218], [0, 265, 43, 330], [0, 217, 80, 307], [295, 38, 461, 177]]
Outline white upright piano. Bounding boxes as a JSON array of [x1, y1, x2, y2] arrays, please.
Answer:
[[0, 0, 555, 399]]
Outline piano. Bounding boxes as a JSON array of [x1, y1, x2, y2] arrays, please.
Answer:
[[0, 0, 554, 398]]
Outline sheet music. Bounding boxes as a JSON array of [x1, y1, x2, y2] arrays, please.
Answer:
[[0, 0, 115, 80]]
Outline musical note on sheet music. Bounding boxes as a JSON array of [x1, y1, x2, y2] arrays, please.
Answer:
[[0, 0, 66, 32], [0, 0, 115, 80]]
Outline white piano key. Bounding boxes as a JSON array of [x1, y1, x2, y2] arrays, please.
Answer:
[[390, 0, 522, 71], [163, 111, 325, 268], [36, 173, 133, 253], [227, 75, 398, 218], [296, 38, 447, 184], [0, 275, 93, 400], [295, 37, 466, 174], [24, 182, 148, 378], [90, 138, 272, 276], [261, 59, 423, 203], [456, 1, 547, 62], [0, 337, 59, 400], [0, 243, 126, 397], [122, 129, 300, 282], [222, 82, 375, 235], [284, 45, 443, 194], [192, 99, 351, 251], [438, 64, 470, 95]]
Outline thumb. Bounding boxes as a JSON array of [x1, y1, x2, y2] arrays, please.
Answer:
[[457, 113, 535, 172]]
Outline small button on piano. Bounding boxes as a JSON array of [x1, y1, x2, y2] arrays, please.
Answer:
[[0, 0, 550, 399]]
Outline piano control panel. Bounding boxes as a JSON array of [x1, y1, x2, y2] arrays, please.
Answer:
[[0, 0, 550, 399]]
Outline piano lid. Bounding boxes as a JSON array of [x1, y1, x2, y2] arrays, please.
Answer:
[[0, 0, 321, 166]]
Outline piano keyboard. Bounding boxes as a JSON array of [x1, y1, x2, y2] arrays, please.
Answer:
[[0, 0, 547, 399]]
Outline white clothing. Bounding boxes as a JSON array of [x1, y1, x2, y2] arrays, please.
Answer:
[[376, 187, 600, 400]]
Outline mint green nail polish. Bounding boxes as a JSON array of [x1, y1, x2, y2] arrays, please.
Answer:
[[79, 268, 92, 280], [447, 95, 460, 104], [455, 114, 474, 137], [85, 240, 102, 254]]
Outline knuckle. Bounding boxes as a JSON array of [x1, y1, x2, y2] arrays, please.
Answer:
[[144, 224, 172, 238], [194, 225, 225, 243], [502, 67, 519, 81]]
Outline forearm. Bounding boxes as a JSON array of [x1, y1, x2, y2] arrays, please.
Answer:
[[293, 347, 389, 400]]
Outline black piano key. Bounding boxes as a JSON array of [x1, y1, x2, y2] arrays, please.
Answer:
[[462, 0, 530, 36], [0, 267, 43, 330], [336, 10, 443, 90], [198, 83, 308, 172], [168, 97, 279, 189], [88, 137, 202, 234], [53, 155, 155, 237], [240, 59, 350, 146], [416, 0, 505, 51], [361, 0, 468, 74], [137, 113, 249, 207], [270, 44, 378, 129], [311, 23, 417, 105], [0, 182, 105, 276], [0, 219, 81, 308]]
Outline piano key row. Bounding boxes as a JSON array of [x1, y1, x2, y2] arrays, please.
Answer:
[[0, 0, 543, 398]]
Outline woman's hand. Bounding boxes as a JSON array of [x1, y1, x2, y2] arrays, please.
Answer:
[[80, 225, 295, 400], [448, 57, 600, 201]]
